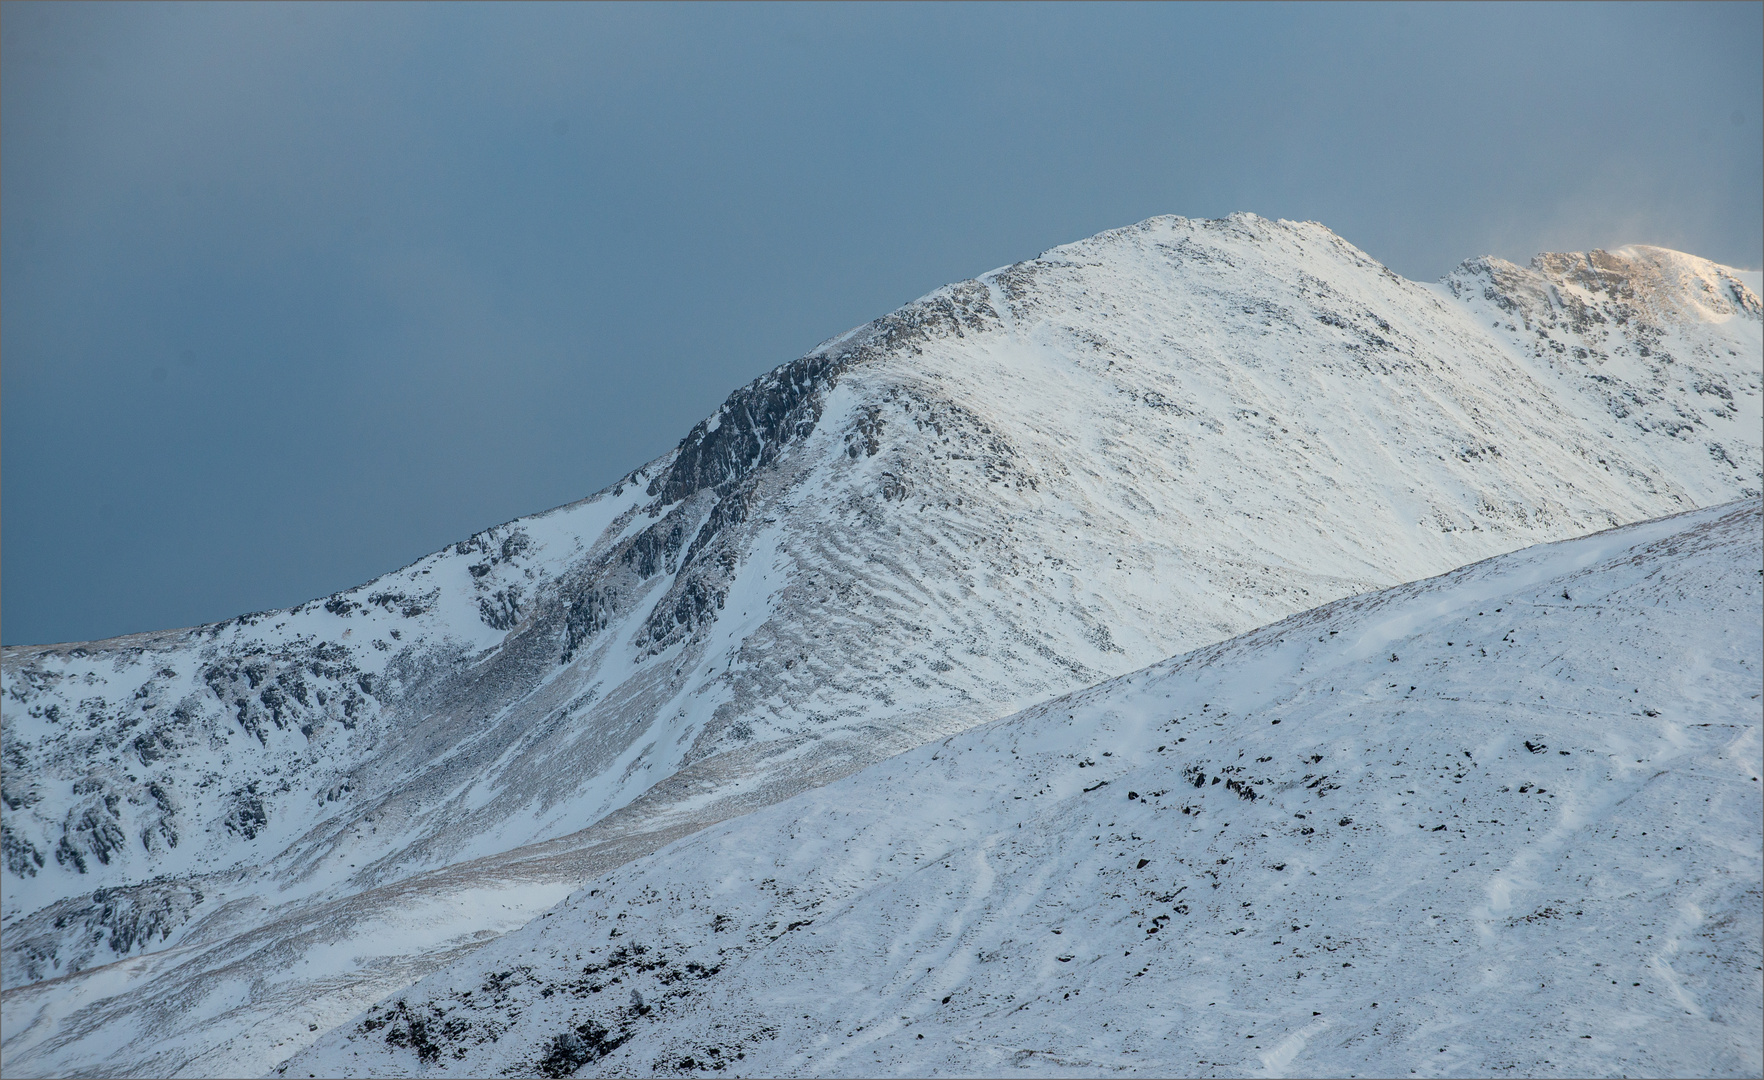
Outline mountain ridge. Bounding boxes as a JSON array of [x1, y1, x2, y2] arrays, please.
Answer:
[[2, 212, 1759, 1077]]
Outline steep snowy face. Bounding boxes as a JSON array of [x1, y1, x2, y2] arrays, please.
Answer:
[[0, 215, 1758, 1076], [283, 499, 1764, 1080]]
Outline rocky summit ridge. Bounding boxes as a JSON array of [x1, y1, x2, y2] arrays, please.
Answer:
[[2, 213, 1759, 1077]]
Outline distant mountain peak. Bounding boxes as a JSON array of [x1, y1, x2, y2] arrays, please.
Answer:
[[1452, 242, 1761, 326]]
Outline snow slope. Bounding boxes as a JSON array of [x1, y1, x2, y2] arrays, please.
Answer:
[[2, 215, 1759, 1076], [286, 499, 1764, 1080]]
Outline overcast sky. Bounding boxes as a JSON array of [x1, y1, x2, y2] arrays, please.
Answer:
[[4, 1, 1760, 646]]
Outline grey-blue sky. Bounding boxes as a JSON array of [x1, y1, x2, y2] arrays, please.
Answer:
[[3, 1, 1760, 646]]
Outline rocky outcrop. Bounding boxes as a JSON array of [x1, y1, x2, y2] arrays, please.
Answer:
[[2, 878, 208, 986]]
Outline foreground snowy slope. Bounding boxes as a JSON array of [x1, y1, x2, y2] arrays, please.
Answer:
[[286, 499, 1763, 1079], [2, 215, 1758, 1076]]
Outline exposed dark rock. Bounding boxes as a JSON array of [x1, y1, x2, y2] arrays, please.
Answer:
[[647, 355, 842, 508], [367, 590, 438, 619], [56, 804, 126, 872], [223, 784, 268, 840], [624, 520, 687, 579], [561, 586, 614, 664], [537, 1021, 624, 1077], [478, 585, 524, 630], [2, 877, 206, 984], [2, 823, 45, 877]]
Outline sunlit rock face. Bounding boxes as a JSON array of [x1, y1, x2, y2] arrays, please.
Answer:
[[2, 214, 1758, 1078]]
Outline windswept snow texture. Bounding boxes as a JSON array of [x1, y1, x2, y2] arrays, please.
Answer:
[[287, 500, 1764, 1080], [2, 215, 1759, 1077]]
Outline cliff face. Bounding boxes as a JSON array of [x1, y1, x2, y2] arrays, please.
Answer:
[[2, 214, 1758, 1078]]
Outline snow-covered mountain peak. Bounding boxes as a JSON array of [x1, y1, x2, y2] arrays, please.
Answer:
[[2, 214, 1759, 1078]]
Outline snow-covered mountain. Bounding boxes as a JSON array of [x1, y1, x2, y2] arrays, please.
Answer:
[[284, 498, 1763, 1079], [2, 214, 1758, 1077]]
